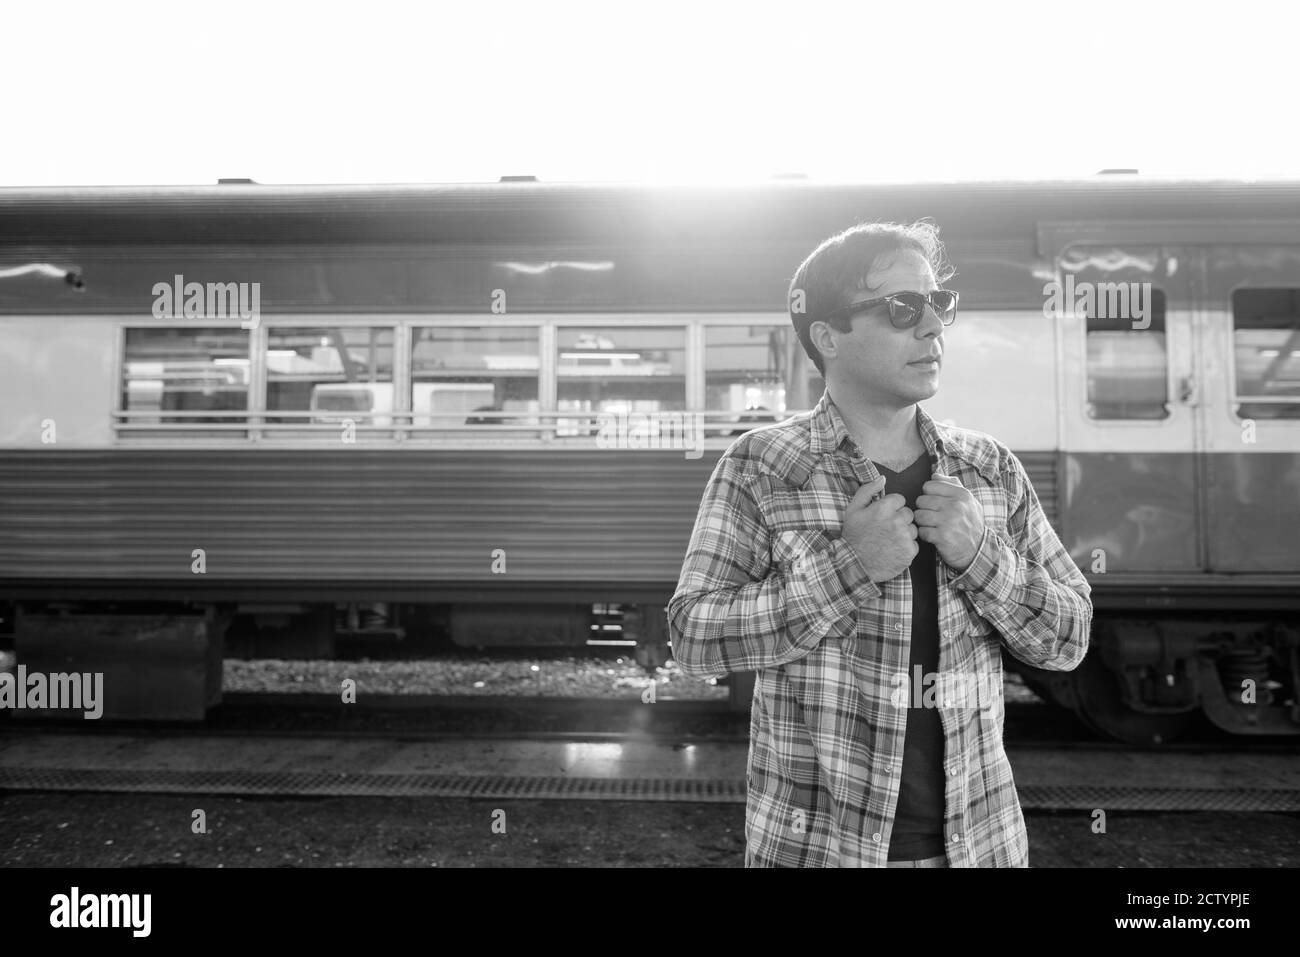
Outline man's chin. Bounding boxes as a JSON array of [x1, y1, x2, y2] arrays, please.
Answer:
[[900, 380, 941, 403], [838, 376, 940, 407]]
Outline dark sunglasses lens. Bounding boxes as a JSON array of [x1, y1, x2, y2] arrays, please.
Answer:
[[932, 291, 958, 323], [888, 293, 925, 328]]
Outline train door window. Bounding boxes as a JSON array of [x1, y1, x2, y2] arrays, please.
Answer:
[[119, 327, 249, 437], [266, 326, 394, 437], [556, 326, 686, 437], [1232, 288, 1300, 418], [1084, 286, 1169, 419], [412, 327, 540, 436], [704, 325, 798, 437]]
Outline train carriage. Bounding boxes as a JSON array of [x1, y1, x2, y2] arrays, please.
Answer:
[[1, 178, 1298, 742]]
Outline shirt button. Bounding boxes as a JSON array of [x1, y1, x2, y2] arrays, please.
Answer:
[[941, 630, 951, 639], [894, 622, 903, 632], [943, 699, 952, 707], [949, 766, 960, 777], [872, 832, 882, 843], [951, 834, 962, 844]]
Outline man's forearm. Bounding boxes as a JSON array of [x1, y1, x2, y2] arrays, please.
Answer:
[[949, 526, 1092, 671], [669, 536, 879, 680]]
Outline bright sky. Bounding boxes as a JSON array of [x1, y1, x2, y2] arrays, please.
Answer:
[[2, 0, 1295, 187]]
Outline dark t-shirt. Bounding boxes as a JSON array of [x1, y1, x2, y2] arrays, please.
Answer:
[[874, 451, 947, 861]]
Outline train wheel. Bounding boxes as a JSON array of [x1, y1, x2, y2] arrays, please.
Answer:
[[1070, 652, 1196, 746]]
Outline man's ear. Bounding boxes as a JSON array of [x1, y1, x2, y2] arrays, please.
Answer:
[[809, 320, 838, 367]]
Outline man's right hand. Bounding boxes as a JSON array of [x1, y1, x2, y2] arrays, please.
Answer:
[[841, 476, 918, 583]]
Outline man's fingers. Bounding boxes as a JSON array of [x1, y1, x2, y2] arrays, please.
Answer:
[[915, 494, 946, 510], [913, 509, 940, 527], [922, 477, 966, 497], [850, 476, 887, 506]]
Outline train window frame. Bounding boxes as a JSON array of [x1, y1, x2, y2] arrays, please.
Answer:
[[263, 323, 397, 438], [115, 322, 256, 440], [1081, 285, 1172, 422], [112, 312, 799, 446], [1226, 285, 1300, 421], [409, 321, 545, 439], [702, 321, 813, 436], [554, 320, 691, 439]]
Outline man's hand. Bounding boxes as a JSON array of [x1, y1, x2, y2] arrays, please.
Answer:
[[841, 476, 918, 583], [915, 472, 985, 572]]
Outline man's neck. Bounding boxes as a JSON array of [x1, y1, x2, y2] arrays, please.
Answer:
[[827, 385, 922, 461]]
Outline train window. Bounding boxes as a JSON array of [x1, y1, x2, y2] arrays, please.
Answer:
[[1085, 287, 1169, 420], [266, 326, 394, 435], [556, 326, 686, 436], [704, 325, 800, 436], [120, 328, 249, 435], [1232, 289, 1300, 419], [412, 327, 540, 435]]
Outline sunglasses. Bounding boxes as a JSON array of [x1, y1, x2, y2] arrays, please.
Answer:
[[822, 290, 959, 329]]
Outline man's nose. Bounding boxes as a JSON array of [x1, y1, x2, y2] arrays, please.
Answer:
[[917, 302, 945, 336]]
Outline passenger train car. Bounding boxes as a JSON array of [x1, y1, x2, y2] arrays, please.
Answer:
[[1, 178, 1298, 742]]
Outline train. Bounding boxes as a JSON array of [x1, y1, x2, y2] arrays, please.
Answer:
[[0, 176, 1297, 742]]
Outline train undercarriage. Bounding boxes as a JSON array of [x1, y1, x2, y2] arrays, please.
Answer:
[[3, 599, 1298, 743], [1013, 615, 1300, 745]]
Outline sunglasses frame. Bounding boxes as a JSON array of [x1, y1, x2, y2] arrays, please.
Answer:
[[822, 289, 959, 329]]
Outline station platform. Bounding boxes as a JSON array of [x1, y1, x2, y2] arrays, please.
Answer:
[[2, 729, 1299, 811]]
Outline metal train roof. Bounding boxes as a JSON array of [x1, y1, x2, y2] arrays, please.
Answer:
[[2, 178, 1299, 244]]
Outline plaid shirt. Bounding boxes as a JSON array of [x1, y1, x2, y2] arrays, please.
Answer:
[[668, 391, 1092, 867]]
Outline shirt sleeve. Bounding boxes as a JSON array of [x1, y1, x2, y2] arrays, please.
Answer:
[[947, 450, 1093, 671], [667, 450, 881, 681]]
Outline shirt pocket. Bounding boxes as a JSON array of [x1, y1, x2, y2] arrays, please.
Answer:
[[754, 475, 848, 535]]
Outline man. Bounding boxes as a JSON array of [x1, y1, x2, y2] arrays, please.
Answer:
[[667, 221, 1092, 867]]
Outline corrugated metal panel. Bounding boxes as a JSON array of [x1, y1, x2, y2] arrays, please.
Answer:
[[0, 450, 713, 586], [0, 448, 1059, 590], [1016, 451, 1059, 532]]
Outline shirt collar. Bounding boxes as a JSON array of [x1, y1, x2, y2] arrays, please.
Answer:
[[809, 389, 950, 463]]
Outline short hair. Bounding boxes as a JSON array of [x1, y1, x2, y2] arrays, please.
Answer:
[[788, 220, 955, 376]]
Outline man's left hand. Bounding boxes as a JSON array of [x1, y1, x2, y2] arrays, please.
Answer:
[[914, 473, 985, 573]]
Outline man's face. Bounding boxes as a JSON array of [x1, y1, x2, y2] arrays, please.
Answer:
[[819, 248, 946, 408]]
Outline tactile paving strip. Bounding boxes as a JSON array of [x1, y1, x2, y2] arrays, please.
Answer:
[[0, 768, 747, 802], [2, 768, 1299, 810], [1015, 786, 1300, 812]]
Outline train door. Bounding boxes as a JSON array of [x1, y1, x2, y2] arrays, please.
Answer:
[[1031, 241, 1210, 744], [1198, 244, 1300, 574], [1056, 243, 1204, 578]]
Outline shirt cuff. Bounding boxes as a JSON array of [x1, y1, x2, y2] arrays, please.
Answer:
[[830, 537, 882, 603], [948, 527, 1013, 603]]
